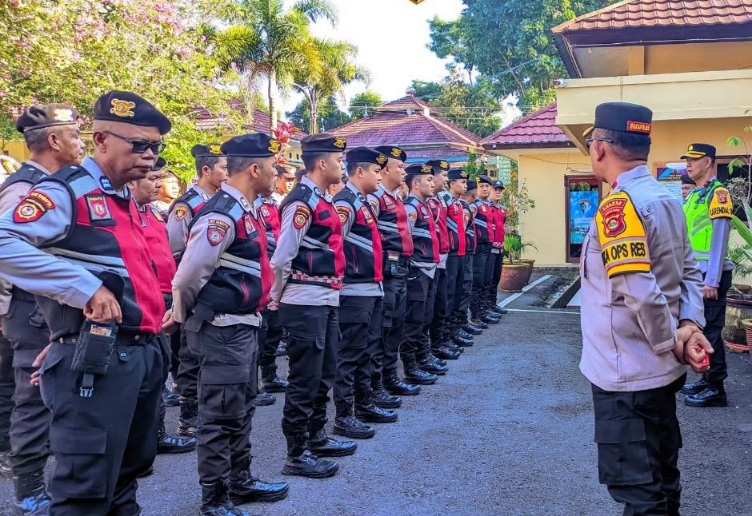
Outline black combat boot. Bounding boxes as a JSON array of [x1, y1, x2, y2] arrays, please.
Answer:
[[158, 419, 197, 454], [418, 356, 448, 375], [383, 370, 421, 396], [433, 345, 461, 360], [200, 481, 250, 516], [177, 397, 198, 438], [403, 360, 438, 385], [463, 321, 484, 334], [253, 391, 276, 407], [355, 389, 398, 423], [162, 385, 181, 407], [684, 385, 728, 408], [481, 312, 501, 325], [13, 470, 51, 516], [452, 331, 474, 347], [680, 376, 708, 396], [228, 459, 289, 504], [282, 434, 339, 479], [333, 401, 376, 439], [260, 365, 289, 393], [371, 373, 402, 409], [306, 428, 357, 457]]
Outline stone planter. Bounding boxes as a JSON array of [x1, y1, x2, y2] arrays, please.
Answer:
[[501, 262, 530, 293], [722, 296, 752, 346]]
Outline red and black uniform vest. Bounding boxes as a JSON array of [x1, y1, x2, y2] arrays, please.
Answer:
[[372, 187, 414, 259], [140, 205, 176, 295], [280, 183, 345, 289], [0, 163, 46, 194], [442, 192, 466, 257], [334, 187, 383, 284], [193, 192, 272, 315], [36, 166, 165, 339], [428, 196, 450, 255], [258, 197, 280, 258], [405, 196, 440, 266], [492, 204, 507, 250], [473, 199, 492, 244], [169, 186, 208, 219]]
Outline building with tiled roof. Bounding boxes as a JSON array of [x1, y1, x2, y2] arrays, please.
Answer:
[[481, 104, 572, 150], [328, 93, 485, 167], [194, 99, 307, 140]]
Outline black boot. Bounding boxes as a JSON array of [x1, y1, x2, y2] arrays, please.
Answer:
[[228, 460, 289, 504], [463, 321, 484, 334], [260, 365, 289, 393], [200, 481, 250, 516], [433, 345, 461, 360], [403, 360, 438, 385], [306, 428, 357, 457], [162, 386, 181, 407], [13, 470, 51, 516], [333, 402, 376, 439], [355, 401, 398, 423], [177, 397, 198, 438], [384, 370, 421, 396], [0, 451, 11, 479], [684, 385, 728, 407], [680, 376, 708, 396], [481, 312, 501, 325], [282, 434, 339, 478], [158, 419, 197, 454], [452, 332, 474, 347], [418, 357, 448, 375], [253, 391, 276, 407], [371, 374, 403, 409]]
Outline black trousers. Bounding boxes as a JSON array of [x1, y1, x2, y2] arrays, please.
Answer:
[[335, 296, 382, 406], [0, 331, 13, 454], [592, 374, 686, 516], [185, 318, 258, 484], [379, 276, 407, 375], [703, 270, 732, 387], [429, 267, 449, 348], [401, 271, 432, 364], [471, 243, 492, 317], [259, 309, 283, 369], [40, 337, 162, 516], [420, 270, 439, 358], [445, 255, 465, 336], [280, 304, 338, 438], [173, 326, 199, 400], [1, 296, 51, 476], [489, 250, 503, 306]]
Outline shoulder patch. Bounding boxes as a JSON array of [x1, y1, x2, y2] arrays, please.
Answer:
[[174, 205, 188, 221], [293, 205, 311, 229], [709, 187, 733, 219], [596, 192, 650, 278], [13, 191, 55, 223], [336, 205, 351, 226], [207, 218, 230, 246]]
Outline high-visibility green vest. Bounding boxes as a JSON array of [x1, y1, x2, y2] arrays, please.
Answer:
[[683, 180, 724, 262]]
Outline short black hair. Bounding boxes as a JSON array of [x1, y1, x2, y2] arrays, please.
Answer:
[[302, 152, 328, 172], [195, 155, 224, 178], [23, 126, 54, 153], [595, 128, 651, 161], [227, 156, 262, 176], [346, 161, 372, 176], [276, 165, 293, 177], [406, 174, 421, 190]]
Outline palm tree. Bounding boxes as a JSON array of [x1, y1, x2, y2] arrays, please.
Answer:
[[293, 38, 369, 134], [215, 0, 337, 131]]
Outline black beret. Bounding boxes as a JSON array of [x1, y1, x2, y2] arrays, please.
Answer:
[[681, 143, 716, 160], [345, 147, 387, 168], [301, 133, 347, 154], [375, 145, 407, 162], [405, 163, 435, 176], [466, 180, 478, 190], [681, 174, 696, 185], [583, 102, 652, 138], [425, 159, 450, 172], [493, 180, 505, 190], [478, 175, 494, 185], [221, 133, 281, 158], [94, 90, 171, 135], [16, 104, 80, 133], [192, 143, 225, 158], [448, 169, 469, 181], [152, 157, 167, 171]]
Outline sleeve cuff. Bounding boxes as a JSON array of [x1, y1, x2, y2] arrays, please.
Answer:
[[679, 306, 706, 329], [652, 334, 676, 354], [64, 275, 103, 309]]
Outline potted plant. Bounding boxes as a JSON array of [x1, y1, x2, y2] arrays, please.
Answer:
[[500, 231, 538, 291]]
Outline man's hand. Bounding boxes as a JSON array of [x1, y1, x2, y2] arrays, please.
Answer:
[[83, 286, 122, 324], [162, 309, 178, 334], [703, 286, 719, 300], [685, 332, 714, 374], [30, 343, 51, 387], [674, 324, 702, 365], [267, 300, 279, 312]]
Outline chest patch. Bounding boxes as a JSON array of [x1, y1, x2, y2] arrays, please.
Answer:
[[86, 195, 113, 221]]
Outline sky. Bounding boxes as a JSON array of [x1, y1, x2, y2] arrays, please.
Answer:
[[280, 0, 465, 114]]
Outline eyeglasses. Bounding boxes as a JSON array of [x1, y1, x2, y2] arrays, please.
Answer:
[[103, 131, 166, 155], [585, 137, 613, 149]]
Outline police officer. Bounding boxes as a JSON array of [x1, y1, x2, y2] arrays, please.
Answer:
[[332, 147, 396, 439], [172, 133, 289, 515], [474, 175, 503, 324], [680, 173, 696, 202], [426, 160, 463, 361], [680, 143, 734, 407], [460, 180, 486, 333], [489, 181, 508, 315], [369, 145, 420, 398], [0, 90, 170, 514], [401, 163, 445, 383], [166, 143, 228, 437], [580, 102, 713, 516], [0, 103, 84, 513], [270, 133, 355, 478], [128, 158, 197, 457]]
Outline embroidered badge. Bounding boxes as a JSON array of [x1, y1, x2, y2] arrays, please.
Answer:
[[709, 187, 733, 219], [626, 121, 652, 134], [440, 161, 449, 170], [596, 192, 651, 278], [333, 138, 346, 150], [293, 205, 311, 229], [337, 205, 350, 225], [268, 140, 281, 153], [361, 206, 375, 225], [261, 206, 270, 219], [383, 196, 395, 209], [207, 219, 230, 246], [86, 195, 112, 221], [408, 211, 417, 221], [243, 214, 253, 234], [53, 108, 74, 122], [110, 99, 136, 118], [598, 197, 628, 238], [100, 176, 113, 191], [209, 144, 222, 155], [13, 191, 55, 223], [376, 154, 387, 166], [174, 206, 188, 221], [390, 148, 402, 159]]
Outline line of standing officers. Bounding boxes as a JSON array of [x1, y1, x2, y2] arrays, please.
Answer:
[[0, 89, 511, 516]]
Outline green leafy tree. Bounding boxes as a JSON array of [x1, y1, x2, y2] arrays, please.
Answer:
[[286, 95, 350, 133], [348, 91, 382, 121]]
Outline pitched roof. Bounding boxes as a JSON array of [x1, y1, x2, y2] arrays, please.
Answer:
[[481, 104, 572, 149], [194, 99, 307, 140], [330, 95, 481, 150]]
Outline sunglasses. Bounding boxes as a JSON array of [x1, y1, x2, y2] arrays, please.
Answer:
[[104, 131, 166, 155], [585, 137, 613, 149]]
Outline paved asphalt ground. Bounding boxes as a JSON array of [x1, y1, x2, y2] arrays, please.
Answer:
[[2, 306, 752, 515]]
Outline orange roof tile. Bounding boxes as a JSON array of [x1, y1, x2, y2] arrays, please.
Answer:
[[481, 104, 572, 149]]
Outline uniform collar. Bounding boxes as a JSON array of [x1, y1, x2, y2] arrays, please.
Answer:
[[346, 181, 368, 201], [82, 157, 130, 200], [614, 165, 651, 190], [301, 175, 329, 200], [190, 184, 210, 201], [220, 182, 255, 215], [24, 160, 52, 175]]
